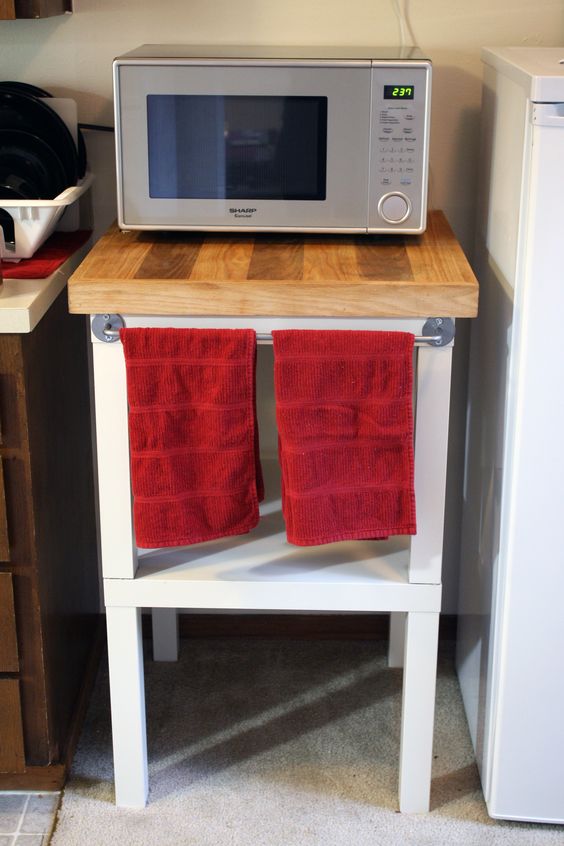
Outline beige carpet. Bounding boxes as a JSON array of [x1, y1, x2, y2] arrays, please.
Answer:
[[51, 637, 564, 846]]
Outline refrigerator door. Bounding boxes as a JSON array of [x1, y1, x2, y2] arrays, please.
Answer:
[[485, 102, 564, 823]]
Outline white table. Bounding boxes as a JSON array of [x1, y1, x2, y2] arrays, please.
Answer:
[[93, 313, 450, 812]]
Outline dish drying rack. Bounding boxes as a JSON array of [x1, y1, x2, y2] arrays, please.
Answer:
[[0, 171, 93, 261]]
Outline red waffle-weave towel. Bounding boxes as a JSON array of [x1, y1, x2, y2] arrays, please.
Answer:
[[272, 330, 416, 546], [120, 328, 264, 548]]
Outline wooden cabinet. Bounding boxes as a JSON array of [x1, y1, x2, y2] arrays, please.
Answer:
[[0, 0, 71, 19], [0, 288, 99, 790]]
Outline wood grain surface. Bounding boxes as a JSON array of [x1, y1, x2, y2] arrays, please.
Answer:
[[0, 680, 25, 773], [0, 0, 16, 18], [0, 573, 18, 672], [68, 211, 479, 318]]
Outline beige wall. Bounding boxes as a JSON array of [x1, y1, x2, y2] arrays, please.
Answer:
[[1, 1, 562, 609]]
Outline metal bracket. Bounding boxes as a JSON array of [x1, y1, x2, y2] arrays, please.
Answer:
[[422, 317, 455, 347], [92, 313, 124, 343]]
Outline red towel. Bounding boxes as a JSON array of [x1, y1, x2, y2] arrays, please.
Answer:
[[272, 330, 416, 546], [120, 328, 264, 548], [1, 230, 92, 278]]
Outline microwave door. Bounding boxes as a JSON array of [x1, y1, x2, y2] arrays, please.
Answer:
[[116, 63, 371, 231]]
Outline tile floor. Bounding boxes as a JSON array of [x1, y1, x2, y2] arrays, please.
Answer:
[[0, 794, 60, 846]]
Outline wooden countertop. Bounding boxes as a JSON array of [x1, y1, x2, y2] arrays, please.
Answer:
[[68, 211, 478, 318]]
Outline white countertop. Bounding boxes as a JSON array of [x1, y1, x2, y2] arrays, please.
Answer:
[[0, 242, 92, 334]]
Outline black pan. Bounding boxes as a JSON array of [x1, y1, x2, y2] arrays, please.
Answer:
[[0, 165, 41, 201], [0, 81, 88, 179], [0, 129, 68, 198], [0, 90, 78, 186], [0, 81, 53, 99]]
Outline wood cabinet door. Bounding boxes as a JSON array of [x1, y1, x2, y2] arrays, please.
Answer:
[[0, 680, 25, 773], [0, 573, 19, 672], [0, 1, 16, 18]]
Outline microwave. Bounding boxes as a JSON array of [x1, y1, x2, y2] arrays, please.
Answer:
[[113, 45, 432, 234]]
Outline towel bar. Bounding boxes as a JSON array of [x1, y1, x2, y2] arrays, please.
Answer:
[[92, 315, 455, 347]]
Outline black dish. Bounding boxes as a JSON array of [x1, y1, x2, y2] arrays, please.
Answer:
[[0, 90, 78, 187], [0, 165, 41, 201], [0, 81, 53, 99], [0, 82, 87, 179], [0, 129, 69, 199]]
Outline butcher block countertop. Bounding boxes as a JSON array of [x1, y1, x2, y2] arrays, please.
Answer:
[[68, 211, 478, 318]]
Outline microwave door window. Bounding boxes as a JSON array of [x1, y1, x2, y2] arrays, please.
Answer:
[[146, 95, 327, 201]]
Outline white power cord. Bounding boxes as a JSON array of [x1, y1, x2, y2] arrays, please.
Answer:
[[391, 0, 417, 48]]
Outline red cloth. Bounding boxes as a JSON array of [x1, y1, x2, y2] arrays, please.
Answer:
[[120, 328, 264, 548], [272, 330, 416, 546], [1, 230, 92, 278]]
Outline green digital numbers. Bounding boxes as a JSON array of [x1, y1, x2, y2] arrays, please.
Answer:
[[384, 85, 415, 100]]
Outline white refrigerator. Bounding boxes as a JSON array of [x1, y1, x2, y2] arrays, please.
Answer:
[[456, 47, 564, 823]]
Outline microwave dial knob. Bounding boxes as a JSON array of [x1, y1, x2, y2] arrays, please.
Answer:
[[378, 192, 411, 224]]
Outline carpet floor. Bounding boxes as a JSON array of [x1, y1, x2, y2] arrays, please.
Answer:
[[51, 637, 564, 846]]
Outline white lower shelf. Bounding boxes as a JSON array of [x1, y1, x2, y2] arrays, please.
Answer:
[[103, 461, 441, 613]]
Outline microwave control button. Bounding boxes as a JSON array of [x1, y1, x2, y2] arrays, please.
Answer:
[[378, 192, 411, 224]]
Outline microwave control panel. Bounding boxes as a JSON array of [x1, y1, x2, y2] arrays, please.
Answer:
[[369, 63, 431, 233]]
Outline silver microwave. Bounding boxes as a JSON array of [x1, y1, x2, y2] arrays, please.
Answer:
[[113, 45, 432, 234]]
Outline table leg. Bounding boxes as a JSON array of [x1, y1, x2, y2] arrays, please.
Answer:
[[152, 608, 179, 662], [388, 612, 406, 668], [106, 605, 148, 807], [398, 610, 439, 813]]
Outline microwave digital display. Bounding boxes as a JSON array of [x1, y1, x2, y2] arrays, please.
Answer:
[[147, 94, 328, 201], [383, 85, 414, 99]]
